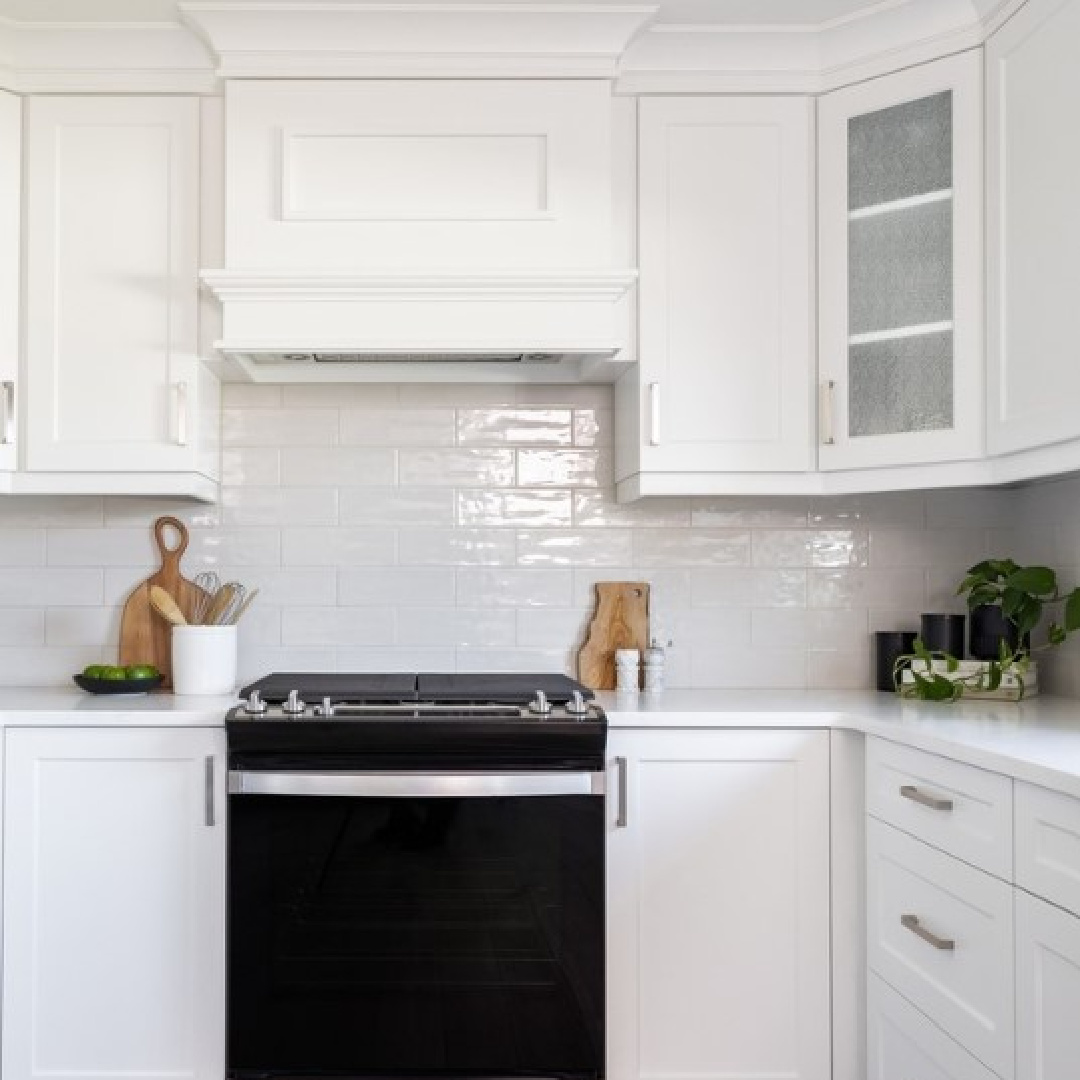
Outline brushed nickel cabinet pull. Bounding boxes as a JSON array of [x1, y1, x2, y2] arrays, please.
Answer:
[[614, 756, 628, 828], [0, 380, 13, 445], [819, 380, 836, 445], [648, 383, 661, 447], [176, 381, 189, 447], [900, 784, 954, 812], [205, 755, 215, 826], [901, 913, 955, 951]]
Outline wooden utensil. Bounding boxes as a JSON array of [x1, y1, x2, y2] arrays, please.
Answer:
[[227, 587, 259, 625], [577, 582, 650, 691], [118, 517, 210, 689], [149, 586, 187, 627], [202, 581, 240, 626]]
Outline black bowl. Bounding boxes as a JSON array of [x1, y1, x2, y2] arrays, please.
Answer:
[[73, 674, 164, 696]]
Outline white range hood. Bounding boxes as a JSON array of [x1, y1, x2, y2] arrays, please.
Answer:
[[186, 3, 649, 383]]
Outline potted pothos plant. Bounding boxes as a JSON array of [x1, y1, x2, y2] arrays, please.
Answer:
[[895, 558, 1080, 702]]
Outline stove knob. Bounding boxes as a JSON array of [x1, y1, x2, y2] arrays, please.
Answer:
[[243, 690, 268, 715], [566, 690, 590, 717], [528, 690, 552, 715], [281, 689, 307, 716], [315, 696, 335, 718]]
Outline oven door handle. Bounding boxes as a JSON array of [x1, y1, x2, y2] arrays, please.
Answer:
[[228, 769, 606, 798]]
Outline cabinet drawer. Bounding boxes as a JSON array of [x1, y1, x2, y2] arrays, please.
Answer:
[[868, 973, 1000, 1080], [1016, 781, 1080, 918], [867, 819, 1014, 1078], [867, 738, 1013, 878]]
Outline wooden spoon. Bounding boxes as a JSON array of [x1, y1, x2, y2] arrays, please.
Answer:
[[150, 586, 187, 627]]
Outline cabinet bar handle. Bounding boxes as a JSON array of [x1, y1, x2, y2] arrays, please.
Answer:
[[901, 913, 955, 951], [900, 784, 954, 812], [0, 381, 13, 445], [204, 755, 215, 826], [648, 382, 661, 447], [176, 381, 189, 447], [819, 380, 836, 446], [614, 756, 628, 828]]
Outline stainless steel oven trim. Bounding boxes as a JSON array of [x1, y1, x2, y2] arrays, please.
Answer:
[[229, 769, 606, 798]]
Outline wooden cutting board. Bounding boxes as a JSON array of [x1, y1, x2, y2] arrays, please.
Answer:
[[119, 517, 209, 689], [577, 582, 650, 691]]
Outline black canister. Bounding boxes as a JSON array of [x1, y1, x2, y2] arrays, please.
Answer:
[[969, 603, 1023, 661], [920, 612, 966, 658], [874, 630, 918, 692]]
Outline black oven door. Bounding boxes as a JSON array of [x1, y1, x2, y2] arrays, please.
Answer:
[[228, 770, 605, 1079]]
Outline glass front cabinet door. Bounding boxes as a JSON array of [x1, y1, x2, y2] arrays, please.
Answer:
[[818, 50, 983, 471]]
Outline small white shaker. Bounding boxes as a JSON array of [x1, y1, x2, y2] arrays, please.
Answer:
[[615, 648, 641, 693]]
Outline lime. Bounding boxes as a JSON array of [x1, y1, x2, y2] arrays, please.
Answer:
[[125, 664, 159, 680], [82, 664, 109, 679], [99, 666, 128, 681]]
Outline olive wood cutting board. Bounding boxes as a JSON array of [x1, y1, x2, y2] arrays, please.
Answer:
[[119, 517, 209, 689], [577, 582, 650, 691]]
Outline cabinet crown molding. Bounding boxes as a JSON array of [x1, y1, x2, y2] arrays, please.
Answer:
[[178, 1, 659, 77]]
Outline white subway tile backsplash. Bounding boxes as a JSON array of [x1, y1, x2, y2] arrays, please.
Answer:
[[399, 448, 514, 487], [458, 490, 572, 529], [341, 408, 456, 447], [0, 385, 1033, 691], [517, 530, 633, 568], [458, 409, 572, 447], [282, 448, 396, 487], [399, 529, 516, 567]]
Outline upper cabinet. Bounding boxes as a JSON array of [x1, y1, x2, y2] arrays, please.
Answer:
[[617, 96, 814, 497], [0, 91, 19, 479], [987, 0, 1080, 458], [818, 51, 984, 471], [21, 95, 219, 495]]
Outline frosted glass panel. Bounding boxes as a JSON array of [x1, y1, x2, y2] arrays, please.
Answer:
[[849, 331, 953, 437], [848, 92, 952, 209], [849, 199, 953, 334]]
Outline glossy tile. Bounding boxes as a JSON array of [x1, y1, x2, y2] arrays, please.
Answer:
[[456, 569, 573, 608], [223, 408, 337, 447], [341, 408, 456, 447], [339, 568, 456, 607], [103, 497, 221, 528], [458, 490, 572, 529], [0, 609, 45, 646], [691, 568, 807, 608], [0, 569, 102, 607], [572, 409, 611, 447], [869, 527, 987, 569], [457, 409, 572, 447], [45, 607, 119, 647], [517, 449, 607, 488], [399, 529, 517, 567], [515, 608, 590, 649], [282, 607, 396, 647], [283, 384, 398, 408], [397, 607, 516, 649], [573, 491, 692, 528], [0, 530, 45, 567], [281, 447, 396, 487], [517, 530, 633, 568], [399, 449, 515, 487], [0, 496, 103, 527], [221, 488, 338, 527], [221, 448, 281, 487], [185, 528, 282, 569], [282, 528, 396, 567], [47, 529, 155, 568], [634, 529, 752, 568], [339, 487, 456, 527], [221, 384, 283, 408], [692, 498, 809, 528], [808, 568, 925, 609]]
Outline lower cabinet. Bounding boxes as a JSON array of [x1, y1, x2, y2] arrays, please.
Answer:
[[606, 728, 831, 1080], [1016, 889, 1080, 1080], [2, 727, 226, 1080]]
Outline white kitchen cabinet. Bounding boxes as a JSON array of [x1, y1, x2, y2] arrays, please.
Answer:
[[1016, 889, 1080, 1080], [607, 728, 831, 1080], [22, 96, 219, 494], [619, 96, 814, 493], [819, 50, 983, 471], [0, 90, 19, 479], [2, 727, 226, 1080], [987, 0, 1080, 457]]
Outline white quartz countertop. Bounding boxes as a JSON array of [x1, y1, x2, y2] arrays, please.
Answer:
[[2, 686, 1080, 797], [601, 688, 1080, 798], [0, 687, 238, 725]]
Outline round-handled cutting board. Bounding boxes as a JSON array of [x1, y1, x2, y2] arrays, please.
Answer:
[[118, 517, 210, 689]]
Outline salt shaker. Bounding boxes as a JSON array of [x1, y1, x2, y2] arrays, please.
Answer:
[[615, 648, 641, 693], [644, 639, 666, 693]]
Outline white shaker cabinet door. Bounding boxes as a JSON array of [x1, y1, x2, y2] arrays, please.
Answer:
[[629, 96, 814, 480], [2, 727, 226, 1080], [1016, 889, 1080, 1080], [987, 0, 1080, 456], [23, 96, 202, 474], [819, 50, 984, 470], [607, 728, 831, 1080], [0, 90, 19, 476]]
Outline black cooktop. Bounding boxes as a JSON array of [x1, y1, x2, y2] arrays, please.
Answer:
[[239, 672, 594, 706]]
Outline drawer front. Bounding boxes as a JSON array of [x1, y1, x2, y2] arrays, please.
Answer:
[[867, 737, 1013, 878], [868, 973, 1001, 1080], [1016, 781, 1080, 918], [867, 819, 1014, 1078]]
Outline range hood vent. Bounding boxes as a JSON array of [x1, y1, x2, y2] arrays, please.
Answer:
[[282, 352, 563, 365]]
